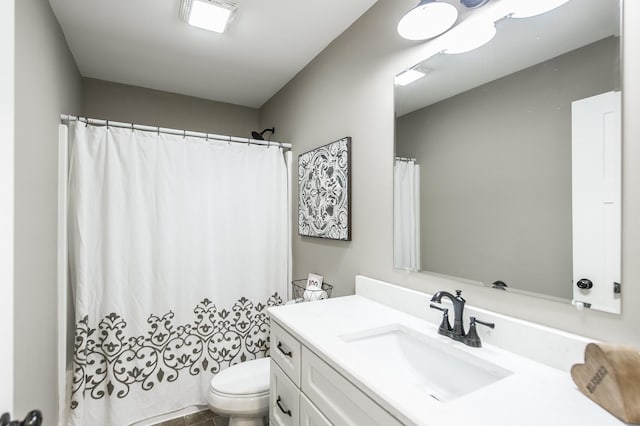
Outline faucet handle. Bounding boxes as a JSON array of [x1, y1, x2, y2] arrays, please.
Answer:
[[430, 304, 453, 336], [455, 289, 462, 297], [471, 317, 495, 329], [465, 316, 495, 348]]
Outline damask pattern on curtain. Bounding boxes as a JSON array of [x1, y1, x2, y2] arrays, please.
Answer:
[[65, 122, 289, 426]]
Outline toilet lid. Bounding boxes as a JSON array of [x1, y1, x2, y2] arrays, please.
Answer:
[[210, 357, 270, 396]]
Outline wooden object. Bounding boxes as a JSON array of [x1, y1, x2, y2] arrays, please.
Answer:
[[571, 343, 640, 424]]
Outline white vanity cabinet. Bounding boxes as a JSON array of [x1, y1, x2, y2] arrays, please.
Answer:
[[267, 279, 628, 426], [269, 319, 403, 426]]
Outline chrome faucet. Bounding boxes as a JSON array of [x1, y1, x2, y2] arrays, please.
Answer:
[[429, 289, 496, 347], [430, 290, 466, 341]]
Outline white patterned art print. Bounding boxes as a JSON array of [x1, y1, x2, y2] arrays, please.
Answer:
[[298, 137, 351, 240]]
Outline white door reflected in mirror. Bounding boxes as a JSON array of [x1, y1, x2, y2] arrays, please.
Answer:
[[572, 91, 621, 314]]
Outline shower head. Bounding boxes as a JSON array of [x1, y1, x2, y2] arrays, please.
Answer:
[[251, 127, 275, 140]]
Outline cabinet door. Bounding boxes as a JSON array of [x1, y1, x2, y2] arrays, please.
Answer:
[[300, 393, 331, 426], [271, 320, 302, 386], [301, 347, 403, 426], [270, 360, 300, 426]]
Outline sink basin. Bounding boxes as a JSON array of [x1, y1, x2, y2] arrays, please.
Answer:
[[340, 324, 512, 402]]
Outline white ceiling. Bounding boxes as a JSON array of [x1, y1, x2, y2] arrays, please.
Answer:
[[395, 0, 620, 116], [49, 0, 378, 108]]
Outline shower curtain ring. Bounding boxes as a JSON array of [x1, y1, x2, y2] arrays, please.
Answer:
[[85, 116, 88, 127], [183, 130, 186, 139], [228, 136, 232, 145], [106, 120, 109, 129]]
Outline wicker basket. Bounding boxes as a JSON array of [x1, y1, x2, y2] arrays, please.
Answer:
[[291, 279, 333, 302]]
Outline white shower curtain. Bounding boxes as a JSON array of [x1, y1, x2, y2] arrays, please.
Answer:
[[66, 122, 289, 425], [394, 159, 421, 271]]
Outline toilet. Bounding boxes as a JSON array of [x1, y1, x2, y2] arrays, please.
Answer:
[[207, 357, 270, 426]]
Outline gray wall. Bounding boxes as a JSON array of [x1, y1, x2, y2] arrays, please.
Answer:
[[14, 0, 82, 420], [396, 38, 618, 300], [83, 78, 260, 138], [260, 0, 640, 346]]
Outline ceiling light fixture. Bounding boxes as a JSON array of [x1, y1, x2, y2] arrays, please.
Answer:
[[397, 0, 459, 41], [179, 0, 239, 34], [444, 21, 496, 54], [395, 69, 427, 86], [509, 0, 570, 19], [460, 0, 491, 8]]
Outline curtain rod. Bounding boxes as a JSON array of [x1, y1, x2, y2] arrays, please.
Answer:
[[395, 156, 417, 162], [60, 115, 292, 150]]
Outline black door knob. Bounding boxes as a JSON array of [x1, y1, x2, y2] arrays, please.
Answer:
[[577, 278, 593, 289]]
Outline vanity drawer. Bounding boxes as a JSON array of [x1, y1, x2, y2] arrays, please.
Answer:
[[300, 393, 331, 426], [271, 320, 302, 386], [301, 347, 403, 426], [270, 360, 300, 426]]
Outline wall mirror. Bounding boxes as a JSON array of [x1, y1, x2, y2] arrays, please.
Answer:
[[393, 0, 622, 314]]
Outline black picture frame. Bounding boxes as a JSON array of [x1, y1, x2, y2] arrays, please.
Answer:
[[298, 137, 351, 241]]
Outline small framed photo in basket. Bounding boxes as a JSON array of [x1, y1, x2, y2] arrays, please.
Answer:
[[306, 273, 324, 290], [291, 278, 333, 303]]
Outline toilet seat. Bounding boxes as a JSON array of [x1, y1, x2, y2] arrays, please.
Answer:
[[210, 357, 270, 395]]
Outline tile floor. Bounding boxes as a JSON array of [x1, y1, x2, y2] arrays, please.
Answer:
[[151, 410, 228, 426]]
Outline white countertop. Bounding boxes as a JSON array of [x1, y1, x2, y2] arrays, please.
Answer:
[[268, 295, 626, 426]]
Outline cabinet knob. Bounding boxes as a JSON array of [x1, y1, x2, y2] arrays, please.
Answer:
[[577, 278, 593, 289]]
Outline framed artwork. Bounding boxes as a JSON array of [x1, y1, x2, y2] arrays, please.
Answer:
[[298, 137, 351, 241]]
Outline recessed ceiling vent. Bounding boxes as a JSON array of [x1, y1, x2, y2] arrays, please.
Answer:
[[180, 0, 239, 34]]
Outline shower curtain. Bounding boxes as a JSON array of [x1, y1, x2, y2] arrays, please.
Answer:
[[394, 159, 421, 271], [65, 122, 289, 425]]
